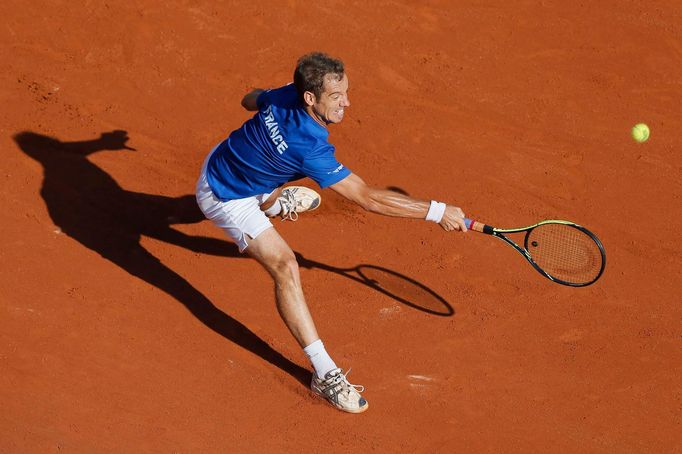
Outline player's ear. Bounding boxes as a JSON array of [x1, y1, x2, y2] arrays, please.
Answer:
[[303, 91, 316, 106]]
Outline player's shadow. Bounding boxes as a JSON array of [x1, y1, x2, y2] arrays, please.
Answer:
[[15, 130, 454, 384], [14, 130, 312, 385]]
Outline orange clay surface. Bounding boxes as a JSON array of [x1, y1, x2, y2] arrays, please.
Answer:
[[1, 1, 681, 452]]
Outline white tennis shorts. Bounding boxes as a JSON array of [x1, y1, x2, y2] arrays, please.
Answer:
[[195, 146, 274, 253]]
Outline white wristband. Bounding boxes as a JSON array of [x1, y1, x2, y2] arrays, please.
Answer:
[[425, 200, 446, 223]]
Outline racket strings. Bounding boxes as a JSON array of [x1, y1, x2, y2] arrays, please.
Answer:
[[526, 224, 603, 284]]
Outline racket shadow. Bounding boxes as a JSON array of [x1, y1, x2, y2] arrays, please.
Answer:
[[297, 254, 454, 317]]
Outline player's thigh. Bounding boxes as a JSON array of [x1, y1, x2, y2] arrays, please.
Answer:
[[196, 175, 273, 252], [245, 228, 297, 276]]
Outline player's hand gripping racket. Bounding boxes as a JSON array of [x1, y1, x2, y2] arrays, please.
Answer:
[[464, 218, 606, 287]]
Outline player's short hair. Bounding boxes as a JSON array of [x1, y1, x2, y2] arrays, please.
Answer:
[[294, 52, 344, 102]]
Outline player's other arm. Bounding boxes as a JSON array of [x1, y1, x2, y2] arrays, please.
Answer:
[[241, 89, 265, 111], [330, 173, 467, 232]]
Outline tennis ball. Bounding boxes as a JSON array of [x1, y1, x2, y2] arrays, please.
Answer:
[[631, 123, 650, 143]]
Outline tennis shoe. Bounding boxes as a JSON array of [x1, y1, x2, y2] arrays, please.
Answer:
[[276, 186, 321, 221], [311, 368, 368, 413]]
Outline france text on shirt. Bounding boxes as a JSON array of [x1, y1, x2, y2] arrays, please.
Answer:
[[261, 105, 289, 154]]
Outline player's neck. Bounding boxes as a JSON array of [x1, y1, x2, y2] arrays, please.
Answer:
[[305, 105, 329, 129]]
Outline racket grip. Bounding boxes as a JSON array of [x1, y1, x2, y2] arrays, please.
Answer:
[[464, 218, 491, 234]]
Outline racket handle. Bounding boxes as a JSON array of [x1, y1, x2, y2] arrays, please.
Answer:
[[464, 218, 493, 234]]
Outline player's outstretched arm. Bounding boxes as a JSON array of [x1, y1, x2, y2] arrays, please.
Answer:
[[330, 173, 467, 232], [241, 89, 265, 111]]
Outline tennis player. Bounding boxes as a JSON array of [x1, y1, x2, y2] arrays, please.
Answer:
[[196, 52, 467, 413]]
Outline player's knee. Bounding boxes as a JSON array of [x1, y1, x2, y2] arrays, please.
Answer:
[[269, 250, 299, 280]]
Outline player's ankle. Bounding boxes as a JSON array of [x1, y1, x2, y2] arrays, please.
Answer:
[[303, 339, 337, 379], [263, 200, 282, 217]]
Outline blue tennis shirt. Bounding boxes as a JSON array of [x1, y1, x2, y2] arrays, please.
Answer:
[[206, 83, 351, 201]]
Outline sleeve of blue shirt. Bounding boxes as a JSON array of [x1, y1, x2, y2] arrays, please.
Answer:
[[256, 89, 273, 110], [303, 145, 351, 188], [256, 84, 296, 110]]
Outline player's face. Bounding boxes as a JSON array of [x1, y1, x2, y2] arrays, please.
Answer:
[[311, 73, 350, 125]]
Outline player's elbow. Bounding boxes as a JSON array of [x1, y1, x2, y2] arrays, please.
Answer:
[[241, 97, 257, 111], [362, 198, 383, 213], [356, 191, 383, 214], [334, 174, 380, 213], [241, 89, 263, 111], [345, 191, 374, 212]]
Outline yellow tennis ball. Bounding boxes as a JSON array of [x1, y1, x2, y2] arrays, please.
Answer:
[[631, 123, 650, 143]]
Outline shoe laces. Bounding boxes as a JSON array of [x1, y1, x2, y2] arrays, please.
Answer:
[[327, 368, 365, 394], [280, 190, 300, 222]]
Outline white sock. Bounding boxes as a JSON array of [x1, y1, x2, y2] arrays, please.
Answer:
[[303, 339, 338, 379], [263, 200, 282, 217]]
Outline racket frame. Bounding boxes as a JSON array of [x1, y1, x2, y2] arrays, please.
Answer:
[[466, 219, 606, 287]]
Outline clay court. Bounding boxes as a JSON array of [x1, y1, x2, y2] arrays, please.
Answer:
[[2, 1, 680, 452]]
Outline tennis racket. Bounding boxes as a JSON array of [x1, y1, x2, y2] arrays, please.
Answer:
[[464, 218, 606, 287]]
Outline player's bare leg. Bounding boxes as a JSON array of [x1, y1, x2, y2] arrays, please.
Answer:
[[245, 227, 318, 347], [245, 227, 368, 413]]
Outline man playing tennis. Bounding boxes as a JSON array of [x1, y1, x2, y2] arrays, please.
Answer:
[[196, 52, 467, 413]]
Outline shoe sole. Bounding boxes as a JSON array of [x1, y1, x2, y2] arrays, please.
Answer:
[[311, 389, 369, 414], [308, 196, 321, 211]]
